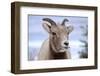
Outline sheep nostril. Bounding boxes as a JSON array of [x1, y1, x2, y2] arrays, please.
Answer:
[[64, 42, 69, 46]]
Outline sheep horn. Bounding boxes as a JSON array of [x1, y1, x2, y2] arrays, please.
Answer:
[[61, 19, 69, 25], [43, 18, 56, 26]]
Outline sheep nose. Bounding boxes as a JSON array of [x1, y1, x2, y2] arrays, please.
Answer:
[[64, 42, 69, 46]]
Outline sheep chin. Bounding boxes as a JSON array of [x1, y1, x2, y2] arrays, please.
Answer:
[[58, 49, 66, 53]]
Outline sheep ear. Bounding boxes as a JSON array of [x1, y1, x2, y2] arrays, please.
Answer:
[[67, 26, 74, 34], [42, 18, 56, 33], [42, 20, 51, 33]]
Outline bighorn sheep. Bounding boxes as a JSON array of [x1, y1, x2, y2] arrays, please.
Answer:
[[38, 18, 73, 60]]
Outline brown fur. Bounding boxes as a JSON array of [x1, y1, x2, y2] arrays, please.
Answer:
[[38, 18, 73, 60]]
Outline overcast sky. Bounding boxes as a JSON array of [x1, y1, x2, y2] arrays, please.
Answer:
[[28, 15, 88, 60]]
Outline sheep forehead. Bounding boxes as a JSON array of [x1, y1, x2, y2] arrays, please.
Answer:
[[56, 25, 67, 34]]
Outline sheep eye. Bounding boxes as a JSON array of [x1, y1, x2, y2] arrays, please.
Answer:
[[52, 32, 56, 35]]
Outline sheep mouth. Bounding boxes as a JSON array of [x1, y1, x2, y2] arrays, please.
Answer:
[[57, 46, 69, 52], [59, 46, 69, 50], [64, 46, 70, 49]]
